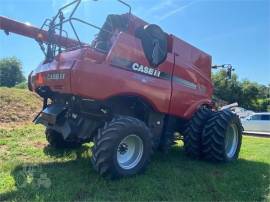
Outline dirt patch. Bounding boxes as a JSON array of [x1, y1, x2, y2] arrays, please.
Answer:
[[0, 87, 42, 128], [33, 141, 47, 149], [0, 145, 10, 158], [0, 144, 8, 152]]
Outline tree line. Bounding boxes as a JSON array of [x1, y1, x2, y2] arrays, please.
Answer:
[[0, 57, 25, 87], [0, 57, 269, 111], [212, 70, 270, 112]]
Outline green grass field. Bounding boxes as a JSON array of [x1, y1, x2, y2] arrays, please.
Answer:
[[0, 124, 269, 201], [0, 87, 269, 201]]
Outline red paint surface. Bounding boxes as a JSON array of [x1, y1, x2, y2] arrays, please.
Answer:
[[1, 14, 213, 119], [31, 30, 212, 119]]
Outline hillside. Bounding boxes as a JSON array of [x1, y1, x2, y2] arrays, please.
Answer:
[[0, 87, 42, 127]]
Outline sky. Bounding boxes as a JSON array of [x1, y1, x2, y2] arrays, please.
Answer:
[[0, 0, 269, 85]]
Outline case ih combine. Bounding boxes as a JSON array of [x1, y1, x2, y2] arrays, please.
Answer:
[[0, 0, 242, 179]]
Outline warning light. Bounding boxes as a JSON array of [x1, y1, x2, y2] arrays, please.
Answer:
[[36, 73, 44, 85]]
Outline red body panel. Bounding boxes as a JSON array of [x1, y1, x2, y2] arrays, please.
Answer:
[[31, 31, 212, 119], [169, 37, 213, 119], [2, 14, 213, 119], [71, 33, 174, 113]]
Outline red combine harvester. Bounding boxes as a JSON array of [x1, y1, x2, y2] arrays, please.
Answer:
[[0, 0, 242, 179]]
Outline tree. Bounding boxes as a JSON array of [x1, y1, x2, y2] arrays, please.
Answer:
[[212, 70, 270, 111], [212, 70, 242, 104], [257, 84, 270, 99], [0, 57, 25, 87], [240, 80, 259, 109]]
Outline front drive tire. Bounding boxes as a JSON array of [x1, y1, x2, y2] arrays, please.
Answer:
[[202, 109, 243, 162], [91, 116, 153, 179]]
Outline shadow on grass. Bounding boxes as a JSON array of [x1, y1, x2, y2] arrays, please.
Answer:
[[0, 146, 269, 201], [43, 144, 91, 159]]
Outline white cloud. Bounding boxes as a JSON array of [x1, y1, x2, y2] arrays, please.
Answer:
[[157, 1, 197, 22], [133, 0, 198, 23], [148, 0, 173, 13]]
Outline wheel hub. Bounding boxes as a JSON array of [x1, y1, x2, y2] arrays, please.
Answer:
[[225, 123, 239, 158], [118, 143, 128, 154], [116, 134, 144, 170]]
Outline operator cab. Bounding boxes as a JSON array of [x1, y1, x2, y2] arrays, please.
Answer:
[[92, 13, 169, 68], [92, 14, 129, 52]]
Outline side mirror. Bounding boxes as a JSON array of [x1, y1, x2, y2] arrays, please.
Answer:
[[226, 68, 232, 79], [212, 64, 235, 79], [226, 65, 235, 79]]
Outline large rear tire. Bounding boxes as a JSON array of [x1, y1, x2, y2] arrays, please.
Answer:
[[91, 116, 153, 179], [202, 109, 243, 162], [183, 107, 213, 158], [45, 129, 82, 149]]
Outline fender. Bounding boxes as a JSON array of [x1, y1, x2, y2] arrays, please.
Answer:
[[183, 99, 213, 119]]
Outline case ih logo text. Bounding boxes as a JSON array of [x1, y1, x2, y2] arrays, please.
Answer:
[[132, 63, 161, 78], [47, 73, 65, 80]]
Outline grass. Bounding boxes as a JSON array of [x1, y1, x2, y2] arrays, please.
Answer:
[[0, 87, 269, 201], [0, 124, 269, 201]]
